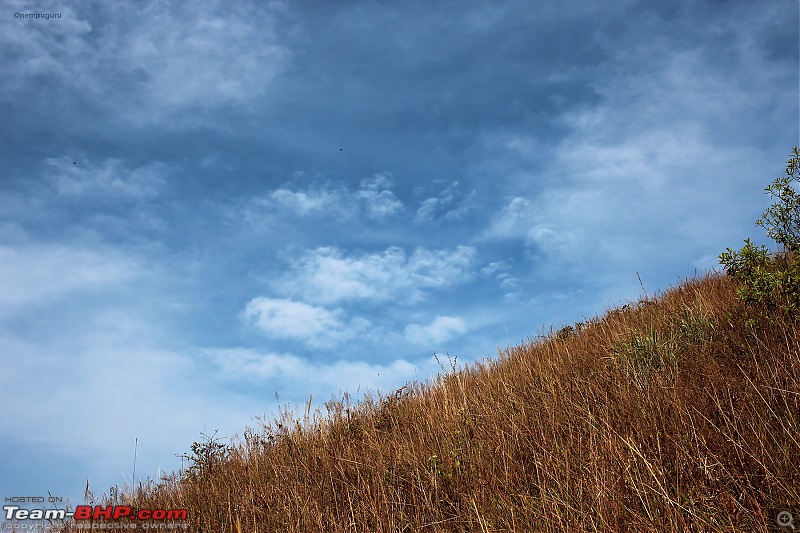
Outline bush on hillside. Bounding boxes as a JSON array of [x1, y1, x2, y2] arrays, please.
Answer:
[[756, 146, 800, 252], [719, 146, 800, 320]]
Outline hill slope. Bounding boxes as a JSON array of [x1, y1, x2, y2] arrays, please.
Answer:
[[81, 272, 799, 532]]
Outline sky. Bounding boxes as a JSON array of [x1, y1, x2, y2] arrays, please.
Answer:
[[1, 0, 798, 510]]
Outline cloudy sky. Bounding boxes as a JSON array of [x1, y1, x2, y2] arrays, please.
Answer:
[[1, 0, 797, 508]]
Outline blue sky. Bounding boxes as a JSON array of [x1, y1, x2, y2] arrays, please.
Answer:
[[1, 0, 797, 508]]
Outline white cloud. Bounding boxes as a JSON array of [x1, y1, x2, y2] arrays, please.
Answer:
[[413, 182, 472, 223], [480, 196, 533, 241], [480, 197, 580, 253], [472, 6, 788, 278], [204, 347, 305, 380], [476, 34, 779, 289], [245, 174, 403, 222], [404, 315, 466, 345], [122, 9, 288, 110], [204, 347, 438, 393], [1, 1, 291, 122], [407, 246, 477, 287], [415, 197, 440, 222], [242, 297, 371, 349], [269, 187, 347, 216], [443, 205, 471, 221], [0, 244, 140, 309], [480, 261, 509, 277], [479, 261, 520, 296], [121, 2, 290, 116], [275, 245, 477, 305], [243, 297, 340, 338], [356, 174, 403, 220]]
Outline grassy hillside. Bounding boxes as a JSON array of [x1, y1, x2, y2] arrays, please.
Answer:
[[73, 270, 799, 532]]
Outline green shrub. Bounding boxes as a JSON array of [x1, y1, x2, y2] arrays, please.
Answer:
[[611, 326, 680, 386], [719, 147, 800, 321], [756, 146, 800, 253]]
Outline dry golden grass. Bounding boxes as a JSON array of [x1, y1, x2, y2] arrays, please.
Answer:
[[72, 272, 799, 532]]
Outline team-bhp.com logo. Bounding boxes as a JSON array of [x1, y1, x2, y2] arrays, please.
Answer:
[[4, 505, 188, 521], [74, 506, 187, 521]]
